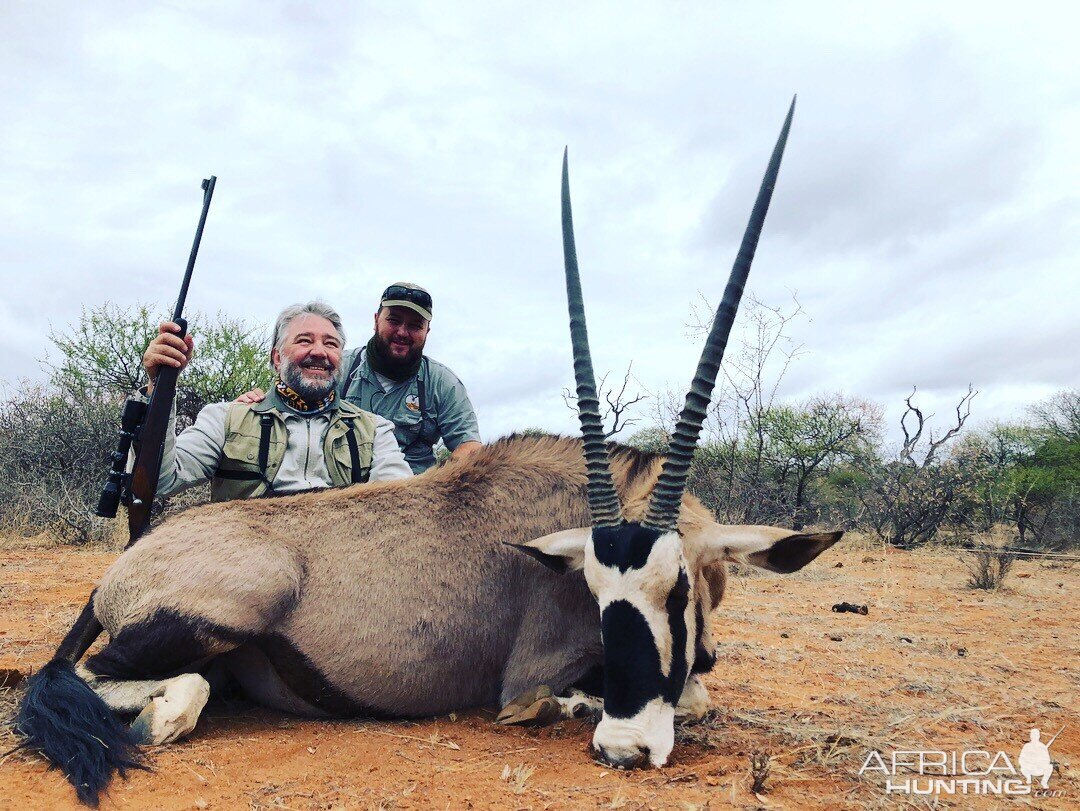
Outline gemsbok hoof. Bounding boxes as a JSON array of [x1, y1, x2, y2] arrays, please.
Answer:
[[129, 673, 210, 746], [496, 685, 562, 727]]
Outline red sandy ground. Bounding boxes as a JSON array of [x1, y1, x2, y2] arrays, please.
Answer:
[[0, 537, 1076, 810]]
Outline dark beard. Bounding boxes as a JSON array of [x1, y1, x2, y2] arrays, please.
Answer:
[[280, 358, 339, 402], [367, 334, 423, 381]]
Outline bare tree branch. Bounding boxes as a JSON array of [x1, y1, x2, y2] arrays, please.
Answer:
[[563, 362, 649, 439], [862, 385, 980, 547], [899, 386, 925, 465], [926, 384, 977, 464], [604, 363, 648, 438]]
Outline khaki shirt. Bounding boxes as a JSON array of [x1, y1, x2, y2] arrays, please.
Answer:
[[339, 348, 481, 473]]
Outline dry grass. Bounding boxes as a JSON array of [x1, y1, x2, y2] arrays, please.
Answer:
[[500, 762, 537, 794], [962, 546, 1015, 590], [0, 523, 126, 553], [0, 683, 26, 773], [749, 750, 771, 793]]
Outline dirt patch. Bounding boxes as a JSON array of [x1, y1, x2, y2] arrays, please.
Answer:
[[1, 538, 1076, 809]]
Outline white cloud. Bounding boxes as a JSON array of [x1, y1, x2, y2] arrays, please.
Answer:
[[1, 1, 1076, 444]]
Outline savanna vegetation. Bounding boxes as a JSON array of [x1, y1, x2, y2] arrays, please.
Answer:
[[0, 303, 272, 543], [1, 300, 1076, 551]]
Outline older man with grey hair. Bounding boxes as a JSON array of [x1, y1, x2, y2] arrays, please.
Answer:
[[141, 301, 412, 501]]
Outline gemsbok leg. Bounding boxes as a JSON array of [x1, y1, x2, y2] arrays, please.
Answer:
[[16, 529, 304, 803], [496, 684, 604, 725], [80, 532, 305, 742]]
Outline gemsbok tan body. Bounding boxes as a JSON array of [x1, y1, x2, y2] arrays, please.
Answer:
[[88, 436, 724, 717], [20, 432, 837, 805]]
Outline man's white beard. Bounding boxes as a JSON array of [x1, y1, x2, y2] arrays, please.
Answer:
[[280, 357, 340, 402]]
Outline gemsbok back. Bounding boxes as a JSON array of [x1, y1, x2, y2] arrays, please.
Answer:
[[16, 97, 841, 805]]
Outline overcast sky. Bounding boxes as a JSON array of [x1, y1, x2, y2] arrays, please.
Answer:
[[2, 2, 1077, 446]]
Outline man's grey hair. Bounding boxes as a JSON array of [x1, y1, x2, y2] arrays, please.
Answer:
[[271, 301, 346, 355]]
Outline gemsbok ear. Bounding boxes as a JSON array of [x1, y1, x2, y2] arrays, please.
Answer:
[[746, 531, 844, 574], [505, 527, 591, 573], [702, 526, 843, 574]]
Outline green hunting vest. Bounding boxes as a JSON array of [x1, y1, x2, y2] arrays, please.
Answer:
[[210, 392, 378, 502]]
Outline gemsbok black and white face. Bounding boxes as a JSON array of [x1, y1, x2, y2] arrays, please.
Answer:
[[587, 522, 693, 767], [523, 519, 842, 767], [538, 97, 839, 768]]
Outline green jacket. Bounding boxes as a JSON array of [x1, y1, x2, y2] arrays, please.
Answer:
[[211, 393, 378, 502]]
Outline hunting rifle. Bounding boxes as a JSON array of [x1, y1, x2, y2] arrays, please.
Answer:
[[58, 176, 217, 662]]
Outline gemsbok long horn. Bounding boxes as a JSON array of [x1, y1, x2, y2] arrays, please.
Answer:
[[561, 148, 623, 528], [643, 97, 796, 531]]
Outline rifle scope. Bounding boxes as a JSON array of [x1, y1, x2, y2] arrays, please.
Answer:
[[95, 397, 147, 518]]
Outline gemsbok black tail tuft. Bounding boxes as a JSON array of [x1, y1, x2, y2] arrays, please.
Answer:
[[16, 659, 144, 807]]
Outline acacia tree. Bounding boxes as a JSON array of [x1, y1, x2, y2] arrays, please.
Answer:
[[755, 395, 882, 529], [1018, 437, 1080, 548], [1029, 389, 1080, 444], [656, 295, 809, 524], [1017, 391, 1080, 547], [704, 294, 806, 502], [49, 302, 273, 425], [636, 295, 880, 527], [954, 423, 1039, 538], [950, 392, 1079, 548]]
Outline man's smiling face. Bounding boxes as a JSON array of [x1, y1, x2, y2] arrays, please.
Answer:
[[272, 313, 343, 400], [373, 305, 429, 367]]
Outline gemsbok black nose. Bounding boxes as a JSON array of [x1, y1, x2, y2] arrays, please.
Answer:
[[595, 743, 647, 770]]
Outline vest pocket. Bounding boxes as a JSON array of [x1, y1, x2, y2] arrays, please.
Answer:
[[223, 427, 285, 466], [211, 459, 270, 502], [330, 434, 372, 485]]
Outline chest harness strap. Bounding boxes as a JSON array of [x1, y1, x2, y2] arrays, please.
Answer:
[[257, 414, 273, 477], [344, 424, 366, 484], [347, 353, 432, 456], [260, 412, 368, 485], [213, 414, 274, 486]]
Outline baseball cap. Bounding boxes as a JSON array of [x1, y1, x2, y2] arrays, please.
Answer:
[[380, 282, 433, 321]]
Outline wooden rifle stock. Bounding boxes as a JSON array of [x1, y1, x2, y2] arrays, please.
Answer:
[[126, 329, 185, 545]]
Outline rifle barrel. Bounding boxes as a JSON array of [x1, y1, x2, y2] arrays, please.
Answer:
[[172, 176, 216, 322], [128, 175, 217, 545]]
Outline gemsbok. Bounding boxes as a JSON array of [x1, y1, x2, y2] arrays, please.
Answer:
[[17, 97, 839, 806]]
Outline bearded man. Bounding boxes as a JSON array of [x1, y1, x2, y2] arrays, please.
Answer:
[[237, 284, 481, 473], [338, 283, 481, 472], [142, 301, 412, 501]]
